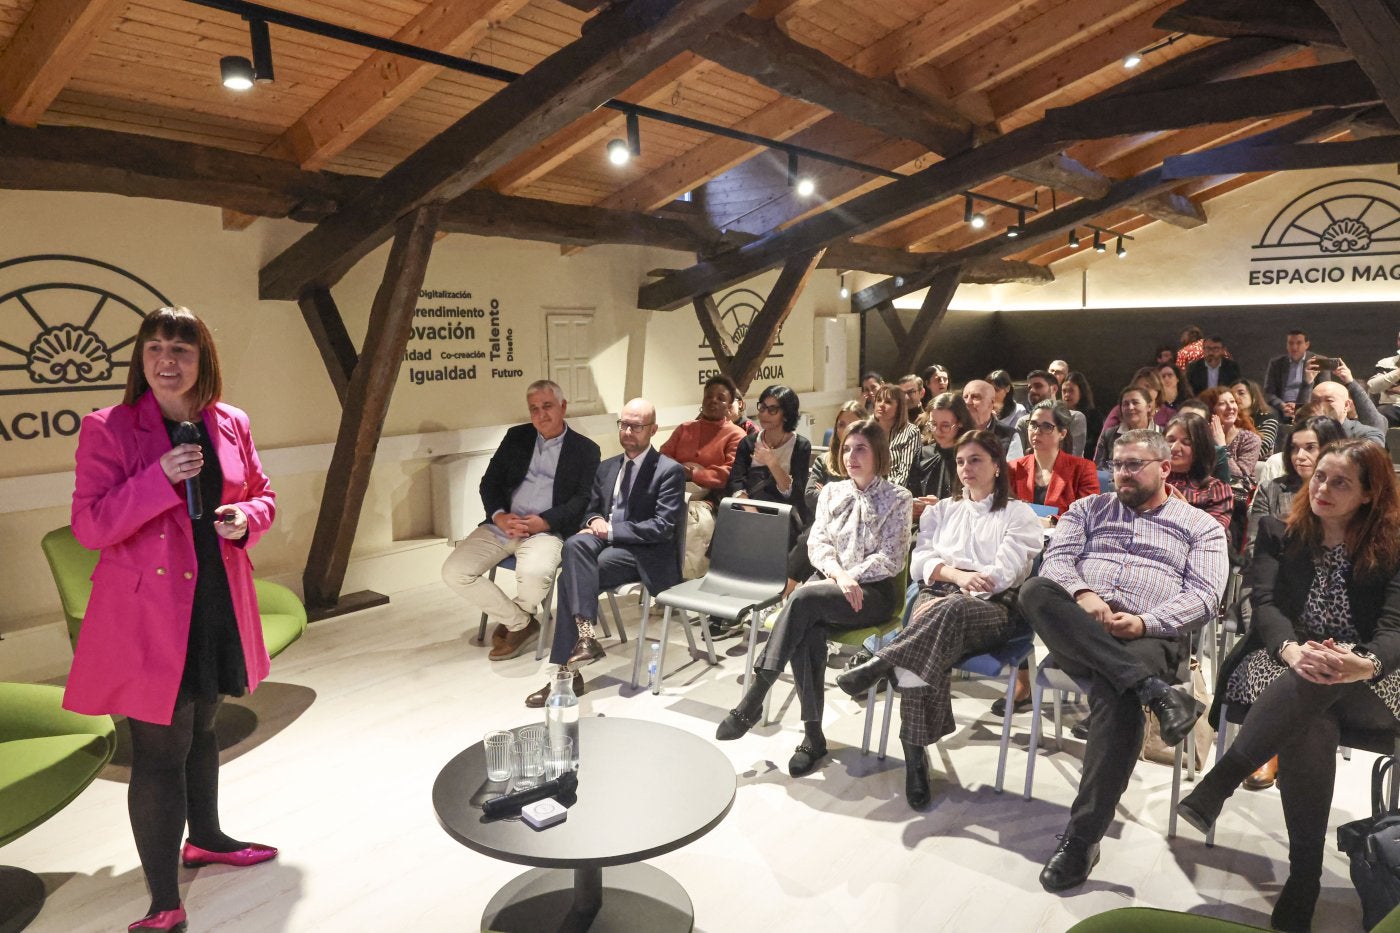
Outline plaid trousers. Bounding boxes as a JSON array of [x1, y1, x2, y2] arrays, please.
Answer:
[[879, 592, 1016, 746]]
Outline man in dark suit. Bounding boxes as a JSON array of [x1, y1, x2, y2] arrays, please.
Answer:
[[441, 380, 600, 661], [525, 397, 686, 706], [1263, 329, 1319, 420], [1185, 335, 1242, 395]]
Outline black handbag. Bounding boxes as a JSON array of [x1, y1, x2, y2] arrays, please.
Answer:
[[1337, 756, 1400, 930]]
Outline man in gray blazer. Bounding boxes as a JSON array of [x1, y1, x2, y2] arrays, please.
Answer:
[[1263, 329, 1320, 420]]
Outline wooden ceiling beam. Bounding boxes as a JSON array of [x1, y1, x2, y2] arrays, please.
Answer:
[[1161, 134, 1400, 178], [893, 266, 963, 377], [692, 15, 975, 155], [849, 109, 1356, 312], [1047, 61, 1378, 139], [266, 0, 532, 170], [1155, 0, 1345, 47], [0, 0, 126, 126], [1314, 0, 1400, 127], [259, 0, 756, 301]]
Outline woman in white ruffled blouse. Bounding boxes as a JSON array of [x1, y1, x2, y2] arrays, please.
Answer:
[[837, 429, 1042, 809], [715, 419, 912, 778]]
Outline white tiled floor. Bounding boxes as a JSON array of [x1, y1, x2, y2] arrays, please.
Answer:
[[9, 581, 1376, 931]]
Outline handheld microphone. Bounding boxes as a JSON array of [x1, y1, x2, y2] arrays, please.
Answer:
[[482, 771, 578, 818], [173, 421, 203, 520]]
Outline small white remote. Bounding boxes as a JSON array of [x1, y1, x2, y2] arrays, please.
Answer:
[[521, 797, 568, 829]]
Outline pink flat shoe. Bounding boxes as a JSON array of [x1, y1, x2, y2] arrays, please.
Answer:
[[181, 840, 278, 868], [129, 904, 187, 931]]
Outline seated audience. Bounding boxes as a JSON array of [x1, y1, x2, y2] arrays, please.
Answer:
[[730, 384, 811, 527], [1186, 335, 1241, 394], [907, 392, 978, 521], [1022, 428, 1227, 892], [786, 402, 864, 598], [1100, 366, 1171, 432], [1255, 399, 1333, 488], [532, 399, 684, 705], [1010, 401, 1100, 518], [1153, 345, 1176, 367], [1179, 440, 1400, 932], [923, 363, 950, 399], [1062, 371, 1103, 455], [1368, 329, 1400, 426], [987, 369, 1028, 429], [835, 430, 1041, 808], [442, 380, 601, 660], [871, 382, 921, 487], [1264, 329, 1318, 419], [1231, 379, 1280, 459], [861, 371, 884, 413], [963, 378, 1022, 458], [730, 390, 758, 436], [1164, 413, 1233, 533], [716, 420, 912, 778], [1092, 386, 1156, 483], [1198, 387, 1262, 492], [1157, 362, 1193, 416], [1175, 324, 1207, 372], [1248, 415, 1346, 552], [1308, 358, 1387, 446], [1048, 359, 1070, 385], [1176, 399, 1235, 486], [1015, 370, 1087, 457], [660, 374, 746, 578], [898, 373, 928, 424]]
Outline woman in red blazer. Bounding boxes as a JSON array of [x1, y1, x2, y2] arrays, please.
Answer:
[[65, 307, 277, 932], [1008, 400, 1101, 517]]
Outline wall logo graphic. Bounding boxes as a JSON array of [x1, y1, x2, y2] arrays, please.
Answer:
[[696, 287, 786, 385], [0, 255, 167, 397]]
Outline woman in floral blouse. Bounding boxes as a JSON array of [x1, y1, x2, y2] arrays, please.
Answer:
[[716, 419, 912, 778]]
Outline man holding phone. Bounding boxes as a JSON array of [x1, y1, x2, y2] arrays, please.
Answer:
[[1263, 329, 1321, 421]]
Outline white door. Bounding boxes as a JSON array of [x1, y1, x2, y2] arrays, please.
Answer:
[[546, 313, 597, 408]]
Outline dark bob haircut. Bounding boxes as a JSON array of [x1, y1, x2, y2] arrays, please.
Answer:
[[758, 384, 800, 432], [123, 306, 222, 412]]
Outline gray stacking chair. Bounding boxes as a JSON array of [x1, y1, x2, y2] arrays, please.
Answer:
[[639, 497, 792, 693]]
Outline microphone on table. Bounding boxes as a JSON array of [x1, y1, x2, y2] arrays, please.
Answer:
[[482, 771, 578, 818], [173, 421, 203, 520]]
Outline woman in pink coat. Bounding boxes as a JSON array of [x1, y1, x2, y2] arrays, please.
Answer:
[[64, 307, 277, 933]]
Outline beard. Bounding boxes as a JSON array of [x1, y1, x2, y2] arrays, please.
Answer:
[[1115, 474, 1161, 510]]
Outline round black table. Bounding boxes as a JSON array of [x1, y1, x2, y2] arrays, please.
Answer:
[[433, 717, 736, 932]]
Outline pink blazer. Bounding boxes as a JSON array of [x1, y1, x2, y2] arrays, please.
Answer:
[[64, 392, 276, 724]]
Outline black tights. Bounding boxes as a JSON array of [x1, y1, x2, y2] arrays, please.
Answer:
[[1192, 672, 1395, 898], [127, 697, 244, 913]]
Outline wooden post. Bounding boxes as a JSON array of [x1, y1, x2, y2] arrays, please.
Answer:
[[302, 204, 441, 615], [894, 266, 963, 377], [297, 286, 358, 405]]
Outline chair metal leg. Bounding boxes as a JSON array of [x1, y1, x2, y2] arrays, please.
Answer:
[[1052, 689, 1064, 749], [1025, 677, 1046, 801], [1206, 715, 1233, 848], [878, 684, 894, 760], [1169, 738, 1184, 839], [742, 609, 763, 704], [861, 683, 876, 755], [696, 611, 717, 665], [633, 603, 656, 689], [994, 662, 1022, 794]]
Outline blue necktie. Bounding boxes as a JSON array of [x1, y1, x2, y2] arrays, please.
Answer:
[[612, 459, 634, 525]]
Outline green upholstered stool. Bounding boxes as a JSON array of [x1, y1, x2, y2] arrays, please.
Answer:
[[1068, 904, 1400, 932], [42, 525, 306, 658], [0, 682, 116, 933]]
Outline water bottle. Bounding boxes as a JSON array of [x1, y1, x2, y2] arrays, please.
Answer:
[[647, 642, 662, 695], [545, 670, 579, 769]]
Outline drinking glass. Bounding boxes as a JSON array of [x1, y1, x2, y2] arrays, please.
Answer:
[[484, 731, 514, 783], [517, 725, 546, 780], [544, 737, 573, 781], [513, 736, 543, 790]]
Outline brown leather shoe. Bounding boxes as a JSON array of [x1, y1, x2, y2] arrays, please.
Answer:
[[1244, 755, 1278, 791], [489, 617, 540, 661], [566, 635, 606, 667], [525, 670, 585, 708], [489, 624, 508, 650]]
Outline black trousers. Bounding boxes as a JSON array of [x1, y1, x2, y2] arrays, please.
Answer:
[[757, 575, 897, 722], [552, 533, 642, 665], [1226, 671, 1396, 881], [1020, 576, 1182, 844]]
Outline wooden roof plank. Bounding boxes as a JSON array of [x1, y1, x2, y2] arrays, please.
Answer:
[[258, 0, 758, 300], [1314, 0, 1400, 127], [0, 0, 126, 125]]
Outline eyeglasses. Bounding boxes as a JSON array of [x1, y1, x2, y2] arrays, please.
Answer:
[[1110, 458, 1165, 474], [756, 403, 782, 414], [617, 420, 654, 433], [1027, 421, 1059, 432]]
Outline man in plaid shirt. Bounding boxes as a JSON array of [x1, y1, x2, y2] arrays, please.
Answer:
[[1022, 428, 1228, 892]]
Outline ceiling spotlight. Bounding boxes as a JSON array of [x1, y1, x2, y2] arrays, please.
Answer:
[[1068, 229, 1081, 249], [607, 139, 630, 165], [1123, 51, 1143, 69], [839, 286, 850, 299], [220, 55, 255, 91], [1093, 230, 1105, 253], [970, 212, 986, 230], [795, 177, 816, 198], [1006, 226, 1020, 238], [249, 19, 274, 84], [1116, 235, 1127, 258], [1005, 207, 1026, 238], [894, 276, 905, 288]]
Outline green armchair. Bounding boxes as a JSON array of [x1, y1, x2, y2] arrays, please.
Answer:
[[41, 525, 306, 659], [0, 682, 116, 931], [1068, 904, 1400, 932]]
